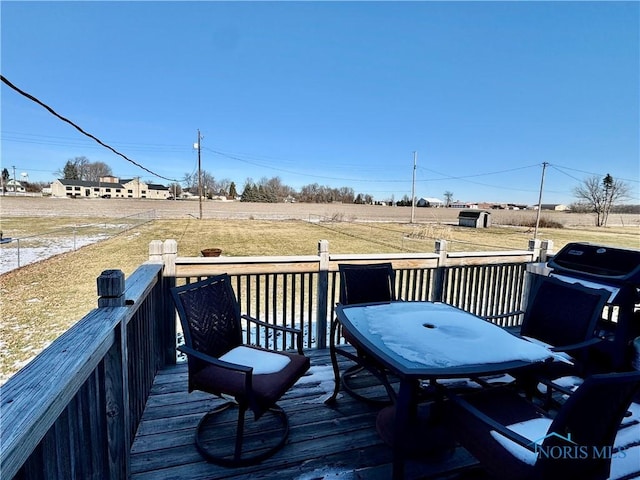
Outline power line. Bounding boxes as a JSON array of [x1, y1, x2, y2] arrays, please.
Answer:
[[418, 163, 540, 181], [548, 164, 585, 183], [1, 75, 179, 182], [2, 130, 190, 153], [550, 164, 639, 184], [204, 147, 410, 183], [416, 164, 542, 193]]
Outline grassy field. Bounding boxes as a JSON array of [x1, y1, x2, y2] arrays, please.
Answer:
[[1, 197, 638, 384]]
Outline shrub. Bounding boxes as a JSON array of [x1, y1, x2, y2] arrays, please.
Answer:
[[501, 215, 564, 229]]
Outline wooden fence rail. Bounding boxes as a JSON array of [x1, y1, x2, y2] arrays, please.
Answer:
[[159, 238, 552, 348]]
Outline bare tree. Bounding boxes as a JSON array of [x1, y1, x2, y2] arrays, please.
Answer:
[[58, 157, 112, 181], [573, 174, 630, 226], [84, 161, 113, 182], [73, 156, 91, 179], [215, 177, 232, 196], [444, 191, 454, 207], [168, 182, 182, 198], [183, 170, 216, 195]]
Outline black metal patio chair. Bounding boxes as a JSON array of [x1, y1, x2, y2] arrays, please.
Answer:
[[326, 262, 397, 405], [514, 275, 611, 403], [445, 370, 640, 480], [171, 274, 310, 467], [520, 275, 610, 368]]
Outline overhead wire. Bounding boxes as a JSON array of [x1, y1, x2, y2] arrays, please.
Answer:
[[204, 147, 410, 184], [550, 164, 639, 184], [548, 164, 586, 183], [1, 75, 179, 182], [5, 74, 633, 199]]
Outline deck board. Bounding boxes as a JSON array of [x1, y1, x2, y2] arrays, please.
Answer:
[[130, 348, 482, 480]]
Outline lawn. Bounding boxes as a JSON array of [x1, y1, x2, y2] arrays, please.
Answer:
[[0, 212, 637, 384]]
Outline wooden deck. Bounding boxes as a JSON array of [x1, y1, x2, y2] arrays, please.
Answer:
[[130, 348, 484, 480]]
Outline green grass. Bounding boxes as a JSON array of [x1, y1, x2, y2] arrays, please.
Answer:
[[0, 216, 638, 383]]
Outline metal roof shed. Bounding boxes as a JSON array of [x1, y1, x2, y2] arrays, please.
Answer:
[[458, 210, 491, 228]]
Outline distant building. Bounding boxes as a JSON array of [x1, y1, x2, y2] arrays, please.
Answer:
[[50, 177, 171, 199], [1, 179, 26, 194], [450, 201, 478, 209], [538, 204, 569, 211], [479, 203, 529, 210], [416, 197, 444, 207]]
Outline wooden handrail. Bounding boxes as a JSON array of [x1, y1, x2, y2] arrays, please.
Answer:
[[0, 263, 165, 480]]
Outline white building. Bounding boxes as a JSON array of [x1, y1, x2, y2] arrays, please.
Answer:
[[50, 177, 171, 199]]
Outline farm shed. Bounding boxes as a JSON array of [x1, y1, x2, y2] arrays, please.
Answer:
[[458, 209, 491, 228]]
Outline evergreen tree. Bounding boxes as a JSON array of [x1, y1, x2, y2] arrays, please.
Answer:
[[1, 168, 9, 195], [63, 160, 79, 180], [229, 182, 238, 199]]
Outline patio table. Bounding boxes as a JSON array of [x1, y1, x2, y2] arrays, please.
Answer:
[[333, 301, 555, 479]]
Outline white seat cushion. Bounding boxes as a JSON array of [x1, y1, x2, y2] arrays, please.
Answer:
[[491, 410, 640, 477], [490, 417, 553, 465], [220, 346, 291, 375]]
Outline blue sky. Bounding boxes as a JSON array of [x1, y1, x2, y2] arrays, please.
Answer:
[[1, 1, 638, 205]]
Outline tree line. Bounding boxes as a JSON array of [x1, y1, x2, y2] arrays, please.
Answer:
[[8, 157, 637, 228]]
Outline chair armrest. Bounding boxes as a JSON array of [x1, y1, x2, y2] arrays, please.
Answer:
[[483, 310, 525, 322], [549, 336, 603, 354], [445, 390, 540, 452], [241, 315, 304, 353], [178, 345, 252, 374], [537, 376, 576, 397]]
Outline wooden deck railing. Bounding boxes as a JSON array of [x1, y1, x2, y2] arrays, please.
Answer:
[[1, 237, 551, 479], [0, 262, 174, 480], [156, 238, 552, 349]]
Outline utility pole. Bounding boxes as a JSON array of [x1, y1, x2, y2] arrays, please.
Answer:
[[12, 165, 16, 195], [410, 151, 417, 224], [533, 162, 548, 240], [195, 129, 203, 220]]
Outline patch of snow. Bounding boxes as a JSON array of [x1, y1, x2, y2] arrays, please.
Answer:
[[0, 234, 109, 274], [294, 466, 357, 479], [610, 445, 640, 480], [295, 364, 339, 403], [350, 302, 553, 368]]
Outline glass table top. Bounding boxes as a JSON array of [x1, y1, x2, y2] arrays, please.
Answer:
[[337, 301, 554, 377]]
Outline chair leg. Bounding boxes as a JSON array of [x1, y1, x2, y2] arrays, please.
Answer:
[[326, 318, 395, 405], [342, 364, 393, 406], [325, 320, 342, 404], [234, 403, 247, 462], [195, 401, 290, 467]]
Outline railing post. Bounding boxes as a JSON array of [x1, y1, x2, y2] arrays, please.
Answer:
[[148, 239, 163, 263], [433, 239, 448, 302], [540, 239, 554, 263], [524, 239, 552, 319], [528, 238, 542, 262], [162, 239, 178, 277], [97, 270, 129, 479], [98, 270, 126, 307], [316, 240, 330, 349], [161, 240, 178, 365]]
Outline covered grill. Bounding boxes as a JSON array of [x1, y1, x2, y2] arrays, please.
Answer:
[[546, 242, 640, 371]]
